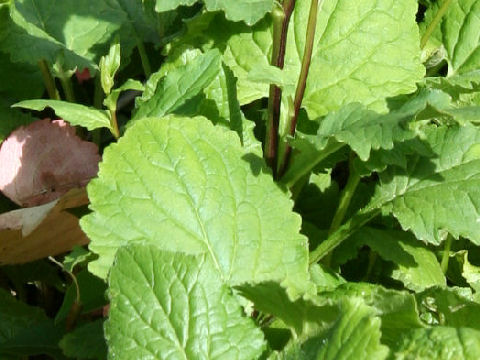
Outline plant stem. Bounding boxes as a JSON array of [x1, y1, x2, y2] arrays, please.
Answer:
[[420, 0, 453, 49], [38, 59, 60, 100], [264, 0, 295, 175], [110, 110, 120, 139], [441, 234, 453, 274], [137, 40, 152, 78], [328, 153, 360, 235], [59, 73, 76, 103], [309, 208, 381, 265], [278, 0, 320, 176]]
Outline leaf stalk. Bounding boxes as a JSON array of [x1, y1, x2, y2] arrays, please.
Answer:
[[278, 0, 321, 176], [38, 59, 60, 100]]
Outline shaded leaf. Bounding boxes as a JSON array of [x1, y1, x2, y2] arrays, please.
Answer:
[[59, 319, 107, 360]]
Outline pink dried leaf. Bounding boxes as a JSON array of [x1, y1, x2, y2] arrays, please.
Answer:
[[0, 119, 100, 207]]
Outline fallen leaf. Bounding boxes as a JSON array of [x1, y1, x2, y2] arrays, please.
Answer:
[[0, 188, 89, 264], [0, 119, 100, 207]]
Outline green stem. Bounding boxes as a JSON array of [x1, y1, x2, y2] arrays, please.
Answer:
[[93, 75, 104, 109], [309, 208, 381, 266], [265, 1, 296, 175], [420, 0, 453, 49], [137, 40, 152, 78], [38, 60, 60, 100], [59, 73, 76, 103], [110, 110, 120, 139], [278, 0, 321, 177], [328, 153, 360, 235], [362, 250, 378, 282], [441, 234, 453, 274]]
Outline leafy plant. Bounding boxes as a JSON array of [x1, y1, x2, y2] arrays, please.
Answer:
[[1, 0, 480, 359]]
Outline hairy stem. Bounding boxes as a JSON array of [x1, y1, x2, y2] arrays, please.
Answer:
[[420, 0, 453, 49], [278, 0, 320, 176], [441, 234, 453, 274], [264, 0, 295, 175], [137, 40, 152, 78], [328, 153, 360, 235], [38, 60, 60, 100], [309, 208, 380, 265]]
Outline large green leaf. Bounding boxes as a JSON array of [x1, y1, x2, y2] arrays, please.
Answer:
[[155, 0, 273, 25], [0, 0, 129, 71], [194, 0, 424, 117], [421, 0, 480, 75], [81, 116, 310, 295], [390, 327, 480, 360], [13, 100, 112, 132], [133, 49, 222, 120], [106, 244, 266, 359], [370, 124, 480, 245], [0, 288, 64, 358]]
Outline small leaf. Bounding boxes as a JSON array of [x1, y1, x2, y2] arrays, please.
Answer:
[[13, 100, 112, 132], [103, 79, 144, 111], [134, 49, 221, 120], [106, 244, 266, 359], [100, 41, 121, 96], [63, 246, 95, 273]]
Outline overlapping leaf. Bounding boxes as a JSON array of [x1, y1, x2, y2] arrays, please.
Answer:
[[370, 124, 480, 245], [390, 327, 480, 360], [189, 0, 424, 117], [106, 244, 266, 359], [81, 116, 310, 295], [421, 0, 480, 75], [133, 49, 221, 119], [155, 0, 273, 25], [333, 228, 446, 291]]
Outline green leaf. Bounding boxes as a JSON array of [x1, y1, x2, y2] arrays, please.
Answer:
[[203, 0, 424, 117], [421, 0, 480, 75], [0, 0, 129, 71], [335, 228, 446, 291], [100, 41, 120, 96], [319, 283, 424, 346], [0, 51, 43, 101], [273, 298, 389, 360], [281, 89, 444, 186], [103, 79, 144, 112], [0, 288, 64, 358], [133, 49, 222, 120], [237, 282, 339, 337], [62, 246, 96, 273], [155, 0, 273, 25], [13, 99, 112, 131], [81, 116, 310, 295], [458, 251, 480, 293], [106, 244, 266, 359], [59, 320, 107, 360], [390, 327, 480, 360], [370, 124, 480, 245], [416, 286, 480, 329], [203, 62, 262, 156]]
